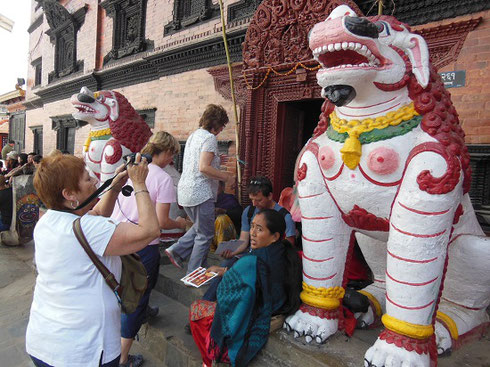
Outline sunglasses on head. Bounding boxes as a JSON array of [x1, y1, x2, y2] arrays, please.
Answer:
[[249, 178, 271, 188]]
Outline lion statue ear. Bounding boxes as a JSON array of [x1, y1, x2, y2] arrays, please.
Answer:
[[326, 4, 356, 20], [404, 34, 430, 88]]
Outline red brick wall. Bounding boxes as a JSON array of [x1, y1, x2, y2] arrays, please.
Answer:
[[434, 10, 490, 144], [25, 69, 238, 161]]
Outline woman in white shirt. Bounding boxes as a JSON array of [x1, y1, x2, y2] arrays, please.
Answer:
[[165, 104, 234, 274], [26, 152, 160, 367]]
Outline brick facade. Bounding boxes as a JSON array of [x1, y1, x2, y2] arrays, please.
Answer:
[[428, 10, 490, 144], [22, 1, 490, 188], [25, 0, 244, 169]]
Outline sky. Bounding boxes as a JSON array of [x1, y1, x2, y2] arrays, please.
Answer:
[[0, 1, 31, 96]]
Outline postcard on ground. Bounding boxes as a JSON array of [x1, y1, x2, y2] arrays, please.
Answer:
[[180, 267, 218, 288]]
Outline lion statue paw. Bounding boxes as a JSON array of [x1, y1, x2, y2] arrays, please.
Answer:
[[284, 307, 338, 343], [355, 305, 376, 329], [434, 322, 452, 356], [364, 337, 430, 367]]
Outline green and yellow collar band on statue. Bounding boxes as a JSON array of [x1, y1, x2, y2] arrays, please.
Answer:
[[328, 103, 420, 170], [83, 128, 112, 153]]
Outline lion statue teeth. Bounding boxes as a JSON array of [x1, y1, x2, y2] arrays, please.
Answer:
[[71, 87, 152, 183], [284, 5, 490, 367]]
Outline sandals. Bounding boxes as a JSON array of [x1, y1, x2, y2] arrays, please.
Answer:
[[119, 354, 144, 367]]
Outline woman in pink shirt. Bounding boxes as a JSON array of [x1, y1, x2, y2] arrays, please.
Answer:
[[111, 131, 186, 367]]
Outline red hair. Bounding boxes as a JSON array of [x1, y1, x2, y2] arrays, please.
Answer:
[[34, 154, 86, 210]]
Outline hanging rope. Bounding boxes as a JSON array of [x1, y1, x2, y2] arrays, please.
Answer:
[[217, 0, 242, 201]]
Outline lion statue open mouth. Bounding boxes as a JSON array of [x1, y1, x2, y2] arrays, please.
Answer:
[[284, 5, 490, 367]]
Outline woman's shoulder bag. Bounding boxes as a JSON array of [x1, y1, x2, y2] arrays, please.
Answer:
[[73, 217, 148, 314]]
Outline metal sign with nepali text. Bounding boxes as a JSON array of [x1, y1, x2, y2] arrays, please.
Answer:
[[439, 70, 466, 88]]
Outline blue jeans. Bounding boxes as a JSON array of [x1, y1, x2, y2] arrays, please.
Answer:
[[167, 198, 215, 274], [121, 244, 160, 338], [30, 354, 120, 367]]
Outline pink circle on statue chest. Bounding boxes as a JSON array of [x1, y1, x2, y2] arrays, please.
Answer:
[[318, 146, 336, 170], [367, 147, 399, 175]]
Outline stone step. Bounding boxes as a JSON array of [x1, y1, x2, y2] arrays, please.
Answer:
[[158, 242, 223, 268], [156, 251, 225, 308], [138, 291, 202, 367], [151, 244, 490, 366], [139, 291, 490, 367], [155, 264, 208, 308], [150, 259, 374, 366], [139, 289, 372, 367]]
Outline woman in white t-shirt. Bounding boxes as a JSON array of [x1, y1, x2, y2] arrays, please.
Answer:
[[166, 104, 234, 274], [112, 131, 187, 367], [26, 153, 160, 367]]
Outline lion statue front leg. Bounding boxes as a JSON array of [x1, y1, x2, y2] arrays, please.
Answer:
[[364, 149, 463, 367], [284, 144, 352, 343]]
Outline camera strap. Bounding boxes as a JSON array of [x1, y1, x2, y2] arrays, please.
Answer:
[[74, 177, 114, 211], [73, 154, 149, 211]]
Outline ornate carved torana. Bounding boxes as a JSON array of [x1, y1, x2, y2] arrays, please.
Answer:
[[242, 0, 362, 69], [42, 1, 87, 83], [101, 0, 153, 64], [416, 18, 482, 70]]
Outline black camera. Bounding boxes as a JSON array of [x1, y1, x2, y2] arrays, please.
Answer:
[[123, 153, 153, 165]]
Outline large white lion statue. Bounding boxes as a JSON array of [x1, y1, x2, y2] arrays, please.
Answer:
[[71, 87, 152, 183], [284, 5, 490, 367]]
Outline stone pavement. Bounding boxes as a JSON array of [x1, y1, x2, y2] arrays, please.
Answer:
[[1, 242, 489, 367], [0, 242, 160, 367]]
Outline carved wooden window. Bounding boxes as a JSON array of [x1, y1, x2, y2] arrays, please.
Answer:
[[101, 0, 153, 64], [468, 145, 490, 233], [30, 126, 43, 155], [41, 1, 87, 83], [31, 58, 42, 87], [9, 112, 26, 152], [164, 0, 220, 36], [227, 0, 261, 22], [52, 115, 85, 155], [136, 108, 156, 128]]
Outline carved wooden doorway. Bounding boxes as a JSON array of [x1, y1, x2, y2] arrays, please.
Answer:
[[236, 0, 362, 202], [275, 99, 323, 196]]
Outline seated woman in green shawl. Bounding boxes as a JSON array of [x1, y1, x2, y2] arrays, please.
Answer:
[[189, 209, 302, 367]]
